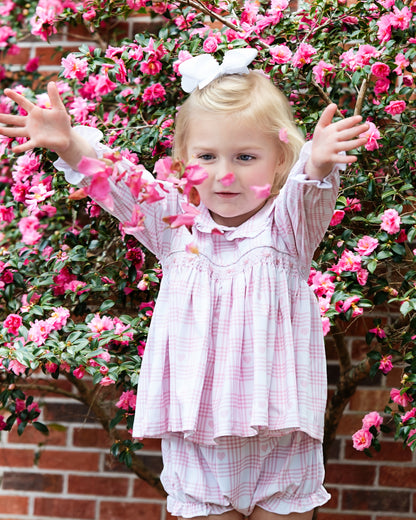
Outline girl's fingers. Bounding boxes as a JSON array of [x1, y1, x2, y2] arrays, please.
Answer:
[[0, 113, 27, 127], [3, 89, 35, 113], [317, 103, 338, 128], [0, 126, 29, 138], [11, 141, 34, 154], [47, 82, 66, 110], [337, 123, 369, 141]]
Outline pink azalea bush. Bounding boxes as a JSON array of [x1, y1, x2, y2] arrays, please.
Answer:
[[0, 0, 415, 481]]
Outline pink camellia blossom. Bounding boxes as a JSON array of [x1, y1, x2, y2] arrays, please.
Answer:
[[45, 361, 58, 374], [48, 307, 70, 331], [384, 100, 406, 116], [28, 319, 54, 346], [61, 54, 89, 81], [380, 208, 401, 234], [73, 366, 86, 379], [391, 5, 412, 30], [25, 57, 39, 73], [185, 242, 199, 255], [356, 268, 368, 287], [369, 325, 386, 339], [401, 408, 416, 424], [322, 316, 331, 336], [330, 209, 345, 226], [0, 415, 6, 431], [18, 215, 42, 245], [269, 44, 292, 64], [352, 428, 373, 451], [345, 198, 361, 212], [312, 60, 334, 86], [278, 128, 289, 143], [140, 58, 162, 76], [333, 249, 362, 273], [220, 173, 235, 186], [370, 62, 390, 78], [407, 428, 416, 447], [0, 205, 15, 223], [4, 314, 22, 335], [100, 376, 116, 386], [359, 122, 381, 151], [8, 359, 27, 376], [362, 411, 383, 431], [393, 53, 409, 75], [292, 42, 316, 68], [88, 313, 114, 334], [142, 83, 166, 105], [390, 388, 413, 407], [374, 77, 391, 96], [203, 36, 218, 53], [64, 280, 88, 294], [250, 184, 271, 199], [122, 206, 145, 235], [376, 14, 393, 43], [342, 295, 363, 317], [77, 156, 114, 210], [355, 236, 378, 256], [379, 354, 393, 374], [116, 390, 137, 411]]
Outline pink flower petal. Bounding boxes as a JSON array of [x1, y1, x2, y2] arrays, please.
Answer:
[[220, 172, 235, 186], [250, 184, 271, 199]]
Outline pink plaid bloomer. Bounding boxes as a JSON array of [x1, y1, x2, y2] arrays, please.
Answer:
[[161, 431, 330, 518]]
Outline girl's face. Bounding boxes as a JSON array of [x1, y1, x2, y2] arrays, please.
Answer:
[[186, 111, 281, 227]]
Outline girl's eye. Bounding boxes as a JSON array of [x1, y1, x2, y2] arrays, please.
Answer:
[[198, 154, 215, 161], [238, 154, 255, 162]]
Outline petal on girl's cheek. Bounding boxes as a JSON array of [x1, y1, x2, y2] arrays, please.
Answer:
[[250, 183, 271, 199], [220, 172, 235, 186]]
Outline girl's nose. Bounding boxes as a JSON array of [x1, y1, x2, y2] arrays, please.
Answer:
[[215, 159, 232, 182]]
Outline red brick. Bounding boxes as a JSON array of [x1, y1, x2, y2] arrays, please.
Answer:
[[351, 338, 372, 360], [34, 497, 95, 519], [2, 471, 63, 493], [376, 517, 416, 520], [100, 501, 161, 520], [0, 448, 35, 467], [73, 427, 111, 448], [133, 477, 164, 499], [342, 489, 410, 512], [141, 438, 162, 452], [37, 450, 100, 471], [385, 367, 404, 387], [323, 487, 338, 509], [68, 475, 129, 496], [349, 388, 391, 411], [380, 465, 416, 488], [2, 48, 30, 65], [0, 496, 29, 515], [317, 514, 372, 520], [35, 46, 79, 66], [336, 413, 364, 435], [326, 462, 376, 485], [8, 425, 67, 446], [344, 440, 413, 462]]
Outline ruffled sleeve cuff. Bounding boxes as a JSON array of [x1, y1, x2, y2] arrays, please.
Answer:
[[53, 126, 106, 185], [289, 141, 345, 189]]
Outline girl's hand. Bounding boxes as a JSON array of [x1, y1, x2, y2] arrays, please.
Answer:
[[305, 103, 369, 180], [0, 81, 72, 155]]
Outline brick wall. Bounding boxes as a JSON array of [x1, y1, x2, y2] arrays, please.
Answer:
[[1, 13, 415, 520]]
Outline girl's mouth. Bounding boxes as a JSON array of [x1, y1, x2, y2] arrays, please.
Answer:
[[215, 192, 239, 198]]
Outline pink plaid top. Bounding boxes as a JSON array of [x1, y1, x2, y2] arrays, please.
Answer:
[[56, 128, 340, 446]]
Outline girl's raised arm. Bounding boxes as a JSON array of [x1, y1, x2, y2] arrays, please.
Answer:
[[0, 81, 96, 169], [305, 104, 369, 181]]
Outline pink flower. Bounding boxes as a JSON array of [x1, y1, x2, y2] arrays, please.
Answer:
[[380, 208, 401, 234], [371, 62, 390, 78], [88, 313, 114, 334], [352, 428, 373, 451], [0, 415, 6, 431], [8, 359, 27, 376], [4, 314, 22, 335], [292, 43, 316, 68], [48, 307, 70, 331], [100, 376, 115, 386], [122, 206, 145, 235], [61, 54, 89, 81], [18, 215, 42, 245], [360, 122, 381, 151], [116, 390, 137, 410], [401, 408, 416, 424], [374, 77, 390, 96], [163, 202, 200, 229], [330, 209, 345, 226], [0, 205, 15, 223], [342, 295, 363, 316], [345, 197, 361, 212], [393, 53, 409, 75], [45, 361, 58, 374], [25, 57, 39, 73], [333, 250, 361, 273], [407, 428, 416, 447], [390, 388, 413, 407], [356, 268, 368, 287], [185, 241, 199, 255], [270, 44, 292, 64], [250, 184, 271, 199], [140, 58, 162, 75], [312, 60, 334, 86], [73, 366, 86, 379], [220, 173, 235, 187], [142, 83, 166, 105], [28, 319, 54, 346], [77, 156, 114, 210], [203, 36, 218, 53], [322, 316, 331, 336], [369, 325, 386, 339], [362, 411, 383, 431], [355, 236, 378, 256], [391, 6, 412, 30], [278, 128, 289, 143], [384, 100, 406, 116], [379, 354, 393, 374]]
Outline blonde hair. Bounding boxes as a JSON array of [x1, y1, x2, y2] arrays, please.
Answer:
[[173, 70, 305, 195]]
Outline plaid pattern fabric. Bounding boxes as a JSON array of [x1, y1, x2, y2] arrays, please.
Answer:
[[162, 431, 330, 517], [56, 132, 340, 446]]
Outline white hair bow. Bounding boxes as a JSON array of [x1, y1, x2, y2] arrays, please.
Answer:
[[178, 48, 258, 93]]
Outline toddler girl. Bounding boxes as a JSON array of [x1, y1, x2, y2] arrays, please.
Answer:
[[0, 49, 368, 520]]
